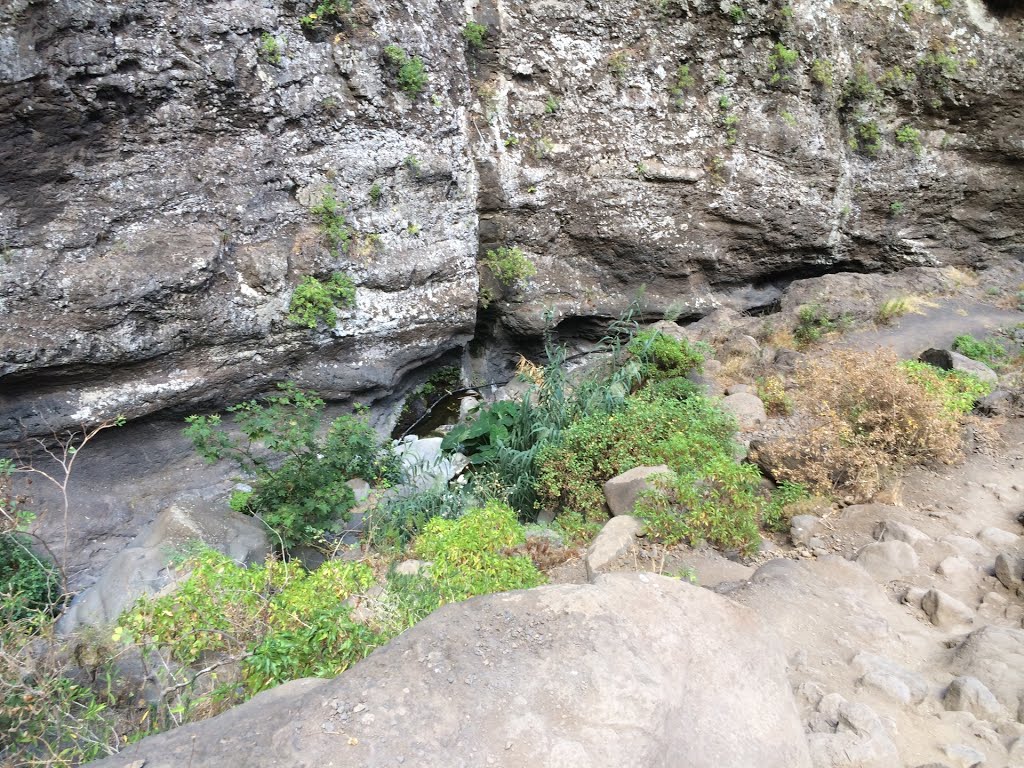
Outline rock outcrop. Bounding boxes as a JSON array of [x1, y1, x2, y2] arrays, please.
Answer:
[[91, 573, 813, 768]]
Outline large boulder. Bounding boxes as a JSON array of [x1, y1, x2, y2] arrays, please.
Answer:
[[92, 574, 813, 768], [951, 626, 1024, 722], [603, 464, 675, 516], [57, 501, 269, 634], [918, 349, 998, 386]]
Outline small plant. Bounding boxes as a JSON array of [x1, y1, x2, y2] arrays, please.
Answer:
[[670, 64, 695, 104], [899, 1, 916, 21], [879, 66, 916, 93], [462, 21, 487, 49], [780, 3, 794, 19], [310, 186, 352, 255], [794, 303, 846, 347], [840, 64, 880, 108], [544, 95, 560, 115], [780, 110, 797, 127], [383, 44, 428, 97], [952, 334, 1007, 367], [407, 222, 421, 236], [504, 135, 520, 148], [767, 42, 799, 87], [716, 70, 729, 86], [404, 154, 423, 177], [287, 272, 356, 329], [608, 50, 631, 79], [184, 384, 398, 549], [635, 161, 649, 177], [757, 375, 793, 416], [723, 112, 739, 145], [760, 481, 811, 532], [369, 182, 383, 204], [259, 33, 282, 64], [889, 201, 906, 217], [708, 155, 726, 184], [532, 136, 554, 159], [481, 246, 536, 286], [935, 0, 953, 10], [848, 116, 882, 156], [728, 4, 745, 23], [810, 58, 834, 89], [627, 329, 706, 382], [301, 0, 352, 28], [895, 125, 923, 155], [718, 94, 731, 111], [876, 296, 908, 324]]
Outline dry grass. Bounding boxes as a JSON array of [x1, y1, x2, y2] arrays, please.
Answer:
[[752, 348, 964, 500]]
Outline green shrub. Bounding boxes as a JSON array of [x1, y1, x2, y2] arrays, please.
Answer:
[[184, 384, 398, 549], [462, 21, 487, 49], [300, 0, 352, 27], [728, 4, 745, 22], [952, 334, 1007, 367], [895, 125, 923, 155], [383, 44, 428, 97], [287, 272, 355, 328], [840, 64, 880, 107], [849, 117, 882, 156], [310, 186, 352, 255], [608, 50, 631, 79], [760, 481, 811, 532], [535, 392, 737, 526], [120, 550, 380, 695], [0, 534, 60, 622], [415, 501, 543, 603], [626, 329, 706, 382], [482, 246, 536, 286], [889, 201, 906, 217], [767, 43, 799, 86], [810, 58, 834, 89], [670, 64, 695, 103], [900, 360, 992, 416], [794, 303, 849, 347], [634, 457, 762, 553], [259, 33, 282, 64]]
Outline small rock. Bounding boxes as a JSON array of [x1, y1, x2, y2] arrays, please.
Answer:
[[856, 540, 919, 582], [995, 554, 1024, 591], [942, 535, 992, 559], [790, 515, 824, 547], [603, 465, 676, 517], [854, 652, 928, 705], [725, 383, 752, 395], [937, 555, 978, 585], [942, 743, 986, 768], [875, 520, 932, 549], [394, 560, 429, 576], [904, 587, 928, 608], [944, 676, 1007, 722], [919, 348, 998, 386], [720, 392, 768, 430], [978, 527, 1020, 550], [922, 589, 975, 632], [585, 516, 643, 581]]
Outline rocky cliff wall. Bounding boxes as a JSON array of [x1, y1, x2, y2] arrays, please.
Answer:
[[0, 0, 478, 441], [471, 0, 1023, 354], [2, 0, 1022, 435]]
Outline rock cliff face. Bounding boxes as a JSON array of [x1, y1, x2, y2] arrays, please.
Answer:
[[1, 0, 1022, 430], [1, 0, 478, 441]]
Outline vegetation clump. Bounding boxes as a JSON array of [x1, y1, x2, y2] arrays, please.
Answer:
[[952, 334, 1007, 367], [462, 21, 487, 49], [258, 33, 282, 64], [287, 272, 356, 328], [184, 384, 398, 549], [767, 43, 799, 86], [301, 0, 352, 28], [383, 44, 428, 97]]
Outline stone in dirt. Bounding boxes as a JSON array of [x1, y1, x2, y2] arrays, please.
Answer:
[[56, 501, 269, 635], [853, 652, 929, 705], [603, 465, 676, 517], [922, 589, 975, 632], [791, 515, 824, 547], [875, 520, 932, 550], [856, 540, 919, 582], [720, 392, 768, 430], [807, 695, 901, 768], [91, 574, 813, 768], [586, 515, 644, 581], [978, 527, 1021, 551], [995, 553, 1024, 591], [944, 676, 1008, 723], [951, 626, 1024, 721]]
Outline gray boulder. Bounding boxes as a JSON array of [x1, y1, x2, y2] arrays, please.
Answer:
[[855, 540, 919, 582], [875, 520, 931, 550], [91, 574, 814, 768], [944, 676, 1008, 722], [586, 515, 644, 581], [951, 626, 1024, 721], [922, 589, 975, 632], [995, 553, 1024, 591], [603, 464, 675, 516], [919, 349, 998, 387], [57, 501, 269, 634], [721, 392, 768, 430]]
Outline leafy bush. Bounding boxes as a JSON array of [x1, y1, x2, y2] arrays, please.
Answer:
[[895, 125, 923, 155], [627, 329, 705, 382], [259, 33, 282, 64], [310, 186, 352, 255], [415, 501, 543, 603], [810, 58, 833, 88], [794, 303, 849, 347], [383, 44, 428, 97], [767, 42, 799, 86], [634, 458, 762, 553], [120, 550, 380, 695], [184, 384, 398, 549], [753, 350, 979, 499], [300, 0, 352, 28], [952, 334, 1007, 367], [287, 272, 356, 328], [535, 392, 737, 527], [757, 375, 792, 416], [900, 360, 993, 416], [760, 481, 811, 532], [462, 21, 487, 49], [0, 534, 59, 622], [482, 246, 536, 286]]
